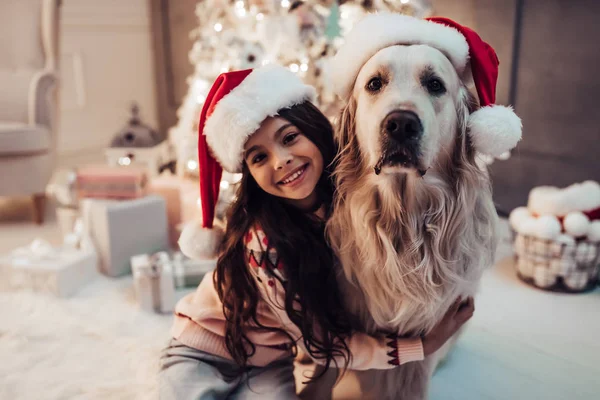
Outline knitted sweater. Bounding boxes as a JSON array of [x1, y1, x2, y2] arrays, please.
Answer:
[[171, 226, 424, 369]]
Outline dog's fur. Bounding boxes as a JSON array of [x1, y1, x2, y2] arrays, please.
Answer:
[[306, 45, 498, 399]]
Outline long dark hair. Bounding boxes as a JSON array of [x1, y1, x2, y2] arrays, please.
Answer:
[[214, 101, 352, 380]]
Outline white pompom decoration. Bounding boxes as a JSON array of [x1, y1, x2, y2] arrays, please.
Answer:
[[550, 234, 576, 258], [517, 217, 538, 236], [563, 212, 591, 237], [509, 207, 532, 231], [178, 220, 224, 260], [587, 221, 600, 242], [534, 215, 562, 240]]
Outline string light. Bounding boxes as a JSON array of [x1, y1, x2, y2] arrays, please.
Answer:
[[118, 156, 131, 166], [214, 23, 223, 32], [187, 160, 198, 170], [289, 63, 299, 73], [281, 0, 290, 8], [401, 0, 410, 3], [256, 13, 264, 21], [300, 63, 308, 72]]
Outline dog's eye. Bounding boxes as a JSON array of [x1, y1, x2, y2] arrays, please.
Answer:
[[426, 79, 446, 94], [366, 77, 383, 92]]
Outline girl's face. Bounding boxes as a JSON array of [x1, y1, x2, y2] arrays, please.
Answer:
[[243, 116, 324, 209]]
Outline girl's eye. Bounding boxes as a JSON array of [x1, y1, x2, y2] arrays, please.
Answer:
[[252, 154, 266, 164], [283, 133, 300, 145]]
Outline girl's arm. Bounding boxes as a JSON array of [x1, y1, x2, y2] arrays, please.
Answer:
[[246, 228, 474, 370], [245, 228, 419, 370]]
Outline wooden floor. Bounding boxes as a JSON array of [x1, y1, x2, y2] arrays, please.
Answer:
[[1, 199, 599, 399]]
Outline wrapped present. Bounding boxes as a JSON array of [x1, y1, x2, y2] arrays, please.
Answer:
[[76, 164, 148, 200], [2, 239, 98, 297], [172, 252, 216, 288], [81, 196, 169, 277], [147, 173, 200, 248], [131, 252, 175, 313]]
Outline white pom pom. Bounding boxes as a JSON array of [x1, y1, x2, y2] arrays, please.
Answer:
[[517, 257, 534, 278], [571, 181, 600, 212], [563, 272, 589, 291], [517, 217, 538, 236], [587, 221, 600, 242], [527, 186, 564, 216], [178, 220, 224, 260], [534, 215, 562, 240], [533, 264, 556, 288], [509, 207, 532, 231], [468, 105, 522, 157], [563, 212, 591, 237]]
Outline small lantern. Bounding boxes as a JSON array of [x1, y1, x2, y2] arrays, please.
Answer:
[[105, 103, 172, 177]]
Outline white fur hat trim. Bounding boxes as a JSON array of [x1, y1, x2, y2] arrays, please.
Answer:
[[331, 12, 469, 101], [204, 64, 316, 173]]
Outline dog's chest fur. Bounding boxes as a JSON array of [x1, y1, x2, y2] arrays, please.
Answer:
[[330, 171, 496, 336]]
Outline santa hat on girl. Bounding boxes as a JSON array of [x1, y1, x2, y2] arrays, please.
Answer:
[[178, 64, 316, 259], [331, 13, 522, 157]]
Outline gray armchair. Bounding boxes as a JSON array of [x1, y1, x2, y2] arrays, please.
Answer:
[[0, 0, 61, 224]]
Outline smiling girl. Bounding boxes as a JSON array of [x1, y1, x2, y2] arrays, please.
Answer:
[[159, 65, 473, 400]]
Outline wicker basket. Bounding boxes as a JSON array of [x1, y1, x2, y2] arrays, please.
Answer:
[[512, 232, 600, 293]]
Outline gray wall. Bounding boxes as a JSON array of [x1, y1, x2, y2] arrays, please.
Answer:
[[433, 0, 600, 213]]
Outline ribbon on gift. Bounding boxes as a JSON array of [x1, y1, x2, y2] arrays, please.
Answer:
[[140, 252, 170, 312]]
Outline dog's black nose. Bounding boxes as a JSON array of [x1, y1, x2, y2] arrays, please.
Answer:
[[383, 111, 422, 141]]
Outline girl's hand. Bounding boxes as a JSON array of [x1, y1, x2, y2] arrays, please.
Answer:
[[422, 297, 474, 357]]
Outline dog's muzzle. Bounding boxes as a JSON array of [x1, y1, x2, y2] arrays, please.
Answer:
[[374, 111, 425, 175]]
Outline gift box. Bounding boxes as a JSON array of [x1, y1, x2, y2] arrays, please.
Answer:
[[172, 252, 216, 288], [76, 164, 148, 200], [131, 252, 175, 313], [81, 196, 169, 277], [1, 240, 98, 298], [147, 173, 200, 248]]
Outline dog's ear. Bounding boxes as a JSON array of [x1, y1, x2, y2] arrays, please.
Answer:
[[335, 96, 357, 154], [456, 86, 478, 158]]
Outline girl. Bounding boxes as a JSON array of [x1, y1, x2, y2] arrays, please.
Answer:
[[160, 65, 474, 399]]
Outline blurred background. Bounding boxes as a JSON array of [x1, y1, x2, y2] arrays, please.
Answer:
[[0, 1, 598, 399]]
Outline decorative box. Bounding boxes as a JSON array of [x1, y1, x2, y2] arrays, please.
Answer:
[[172, 252, 216, 288], [131, 252, 175, 313], [147, 173, 200, 248], [1, 240, 98, 298], [76, 164, 148, 200], [80, 196, 170, 277]]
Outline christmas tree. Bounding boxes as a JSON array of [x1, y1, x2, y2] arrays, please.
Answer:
[[169, 0, 432, 176], [169, 0, 432, 220]]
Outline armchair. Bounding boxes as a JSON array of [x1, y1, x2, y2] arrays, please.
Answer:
[[0, 0, 61, 224]]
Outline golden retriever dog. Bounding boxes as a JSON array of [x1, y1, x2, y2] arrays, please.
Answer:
[[300, 14, 521, 400]]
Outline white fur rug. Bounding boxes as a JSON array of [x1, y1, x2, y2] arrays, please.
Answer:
[[1, 219, 599, 400], [0, 273, 173, 400]]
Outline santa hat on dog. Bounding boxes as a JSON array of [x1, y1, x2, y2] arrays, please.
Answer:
[[178, 64, 316, 259], [331, 13, 522, 157]]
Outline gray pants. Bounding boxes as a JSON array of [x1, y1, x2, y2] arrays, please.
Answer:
[[159, 339, 299, 400]]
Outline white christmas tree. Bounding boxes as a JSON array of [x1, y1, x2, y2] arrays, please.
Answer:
[[169, 0, 433, 180]]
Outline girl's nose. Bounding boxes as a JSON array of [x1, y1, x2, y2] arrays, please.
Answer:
[[275, 155, 293, 170]]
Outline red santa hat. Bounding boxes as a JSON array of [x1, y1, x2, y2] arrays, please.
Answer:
[[178, 64, 316, 259], [330, 13, 522, 158]]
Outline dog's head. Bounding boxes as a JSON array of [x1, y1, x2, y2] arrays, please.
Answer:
[[338, 44, 475, 178]]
